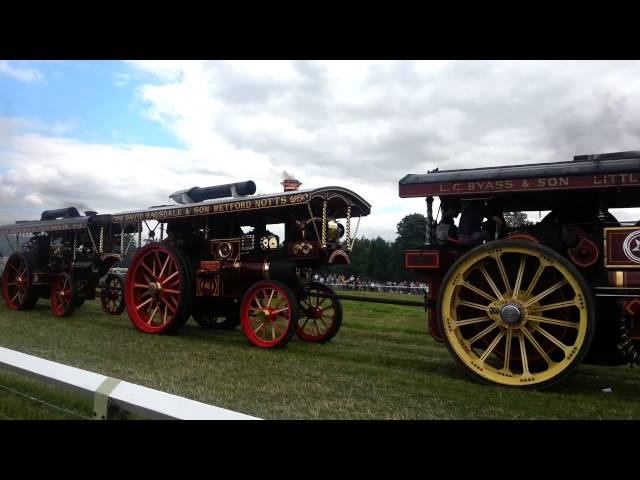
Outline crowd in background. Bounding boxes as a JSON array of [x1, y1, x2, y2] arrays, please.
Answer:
[[314, 273, 426, 295]]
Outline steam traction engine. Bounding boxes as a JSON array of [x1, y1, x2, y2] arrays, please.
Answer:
[[1, 208, 128, 317], [113, 179, 370, 348], [400, 150, 640, 388]]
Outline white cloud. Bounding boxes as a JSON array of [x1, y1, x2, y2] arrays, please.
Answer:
[[0, 61, 42, 83]]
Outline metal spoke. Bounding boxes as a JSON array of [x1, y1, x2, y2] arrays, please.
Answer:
[[153, 252, 162, 276], [524, 261, 545, 299], [528, 315, 579, 329], [299, 317, 311, 331], [163, 288, 180, 295], [271, 324, 276, 340], [534, 300, 578, 312], [525, 279, 568, 307], [163, 304, 168, 325], [318, 317, 329, 330], [140, 261, 156, 279], [455, 316, 492, 327], [161, 298, 177, 314], [266, 289, 275, 308], [133, 283, 148, 289], [479, 330, 505, 363], [512, 257, 526, 299], [136, 297, 153, 310], [460, 281, 497, 302], [147, 305, 159, 325], [162, 270, 179, 285], [166, 294, 179, 311], [158, 255, 171, 279], [254, 319, 266, 333], [529, 323, 569, 352], [519, 333, 530, 375], [457, 300, 489, 312], [478, 265, 504, 301], [467, 322, 499, 345], [521, 327, 553, 365], [494, 254, 511, 295], [503, 329, 513, 371], [272, 322, 284, 333]]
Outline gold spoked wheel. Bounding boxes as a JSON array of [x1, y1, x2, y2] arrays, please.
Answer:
[[438, 240, 594, 389]]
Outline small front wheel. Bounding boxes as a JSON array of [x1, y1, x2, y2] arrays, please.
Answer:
[[240, 280, 298, 348], [296, 283, 343, 343], [51, 272, 76, 317], [101, 274, 125, 315]]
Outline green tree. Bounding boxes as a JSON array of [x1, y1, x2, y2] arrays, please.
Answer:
[[394, 213, 427, 251], [503, 211, 532, 228]]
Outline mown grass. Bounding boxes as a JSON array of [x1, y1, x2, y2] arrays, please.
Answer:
[[0, 295, 639, 419]]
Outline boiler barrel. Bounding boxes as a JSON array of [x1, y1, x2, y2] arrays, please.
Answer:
[[188, 181, 256, 202], [40, 207, 81, 221]]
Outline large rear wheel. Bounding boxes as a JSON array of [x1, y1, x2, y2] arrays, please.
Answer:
[[2, 253, 38, 310], [125, 243, 193, 334], [438, 240, 594, 389]]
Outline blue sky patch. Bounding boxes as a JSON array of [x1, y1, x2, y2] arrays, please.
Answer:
[[0, 61, 182, 149]]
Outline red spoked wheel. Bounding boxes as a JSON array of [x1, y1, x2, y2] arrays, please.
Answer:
[[296, 282, 343, 343], [101, 274, 125, 315], [240, 280, 298, 348], [2, 253, 38, 310], [50, 272, 76, 317], [125, 243, 193, 334]]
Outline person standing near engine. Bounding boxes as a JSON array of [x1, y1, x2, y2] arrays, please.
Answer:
[[458, 200, 505, 246]]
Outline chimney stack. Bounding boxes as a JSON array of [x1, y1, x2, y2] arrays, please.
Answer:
[[281, 178, 302, 192]]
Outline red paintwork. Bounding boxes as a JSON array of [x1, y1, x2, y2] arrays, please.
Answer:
[[405, 251, 440, 269], [605, 227, 640, 268], [240, 281, 293, 348], [125, 243, 184, 334]]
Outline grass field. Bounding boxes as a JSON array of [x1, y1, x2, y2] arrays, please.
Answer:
[[1, 291, 639, 420]]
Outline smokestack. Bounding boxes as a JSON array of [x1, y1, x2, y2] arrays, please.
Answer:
[[281, 178, 302, 192]]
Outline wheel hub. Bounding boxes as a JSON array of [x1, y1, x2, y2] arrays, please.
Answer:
[[148, 282, 162, 298], [500, 303, 522, 325], [258, 308, 276, 322]]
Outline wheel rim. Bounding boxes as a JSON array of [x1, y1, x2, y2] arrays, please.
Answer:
[[297, 285, 338, 341], [440, 245, 590, 387], [126, 245, 183, 333], [51, 274, 72, 316], [241, 283, 293, 347], [102, 276, 123, 314], [2, 255, 31, 310]]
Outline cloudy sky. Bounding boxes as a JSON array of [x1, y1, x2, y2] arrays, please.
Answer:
[[1, 60, 640, 240]]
